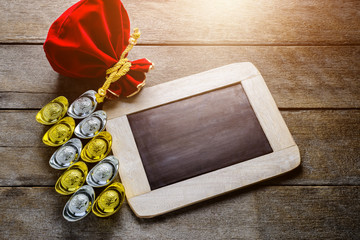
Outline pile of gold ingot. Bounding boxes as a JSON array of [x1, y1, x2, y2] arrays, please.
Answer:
[[36, 92, 125, 222]]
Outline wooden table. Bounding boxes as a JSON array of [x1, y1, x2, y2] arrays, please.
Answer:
[[1, 0, 359, 239]]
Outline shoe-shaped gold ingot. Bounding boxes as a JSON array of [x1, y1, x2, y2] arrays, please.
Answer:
[[36, 96, 68, 125], [81, 131, 112, 162], [43, 117, 75, 147], [92, 182, 125, 217], [55, 161, 88, 195]]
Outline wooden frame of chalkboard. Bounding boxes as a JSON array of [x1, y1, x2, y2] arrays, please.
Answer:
[[104, 62, 300, 218]]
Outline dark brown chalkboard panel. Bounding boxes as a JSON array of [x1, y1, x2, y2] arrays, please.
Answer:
[[128, 84, 273, 190]]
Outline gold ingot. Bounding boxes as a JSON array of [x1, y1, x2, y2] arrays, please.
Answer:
[[43, 117, 75, 147], [92, 182, 125, 217], [55, 161, 88, 195], [36, 96, 68, 125], [81, 131, 112, 163]]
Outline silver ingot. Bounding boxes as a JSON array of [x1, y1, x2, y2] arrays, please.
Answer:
[[67, 90, 98, 119], [86, 156, 119, 187], [49, 138, 82, 170], [74, 110, 107, 139], [63, 185, 95, 222]]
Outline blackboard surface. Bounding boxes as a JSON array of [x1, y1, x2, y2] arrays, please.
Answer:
[[128, 83, 273, 190]]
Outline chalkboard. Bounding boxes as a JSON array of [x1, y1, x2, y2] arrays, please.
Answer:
[[104, 62, 300, 218], [128, 84, 273, 190]]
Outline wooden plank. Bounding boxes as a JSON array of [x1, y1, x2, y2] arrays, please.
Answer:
[[0, 186, 358, 239], [128, 146, 300, 218], [105, 63, 258, 119], [0, 0, 359, 44], [1, 45, 359, 109], [275, 110, 360, 186], [0, 147, 59, 186], [0, 111, 45, 148], [1, 110, 358, 186], [106, 116, 151, 198]]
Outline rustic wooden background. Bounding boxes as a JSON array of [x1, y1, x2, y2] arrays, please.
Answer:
[[0, 0, 359, 239]]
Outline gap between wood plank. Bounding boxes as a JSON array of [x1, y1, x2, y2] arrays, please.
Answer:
[[2, 45, 359, 109], [1, 42, 360, 47], [1, 107, 359, 111], [1, 184, 359, 188]]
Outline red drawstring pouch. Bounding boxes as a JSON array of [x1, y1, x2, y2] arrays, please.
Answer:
[[43, 0, 153, 100]]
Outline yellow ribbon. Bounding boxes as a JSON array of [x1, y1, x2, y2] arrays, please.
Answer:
[[95, 28, 141, 103]]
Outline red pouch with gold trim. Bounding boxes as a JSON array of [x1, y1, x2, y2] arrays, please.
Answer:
[[44, 0, 152, 98]]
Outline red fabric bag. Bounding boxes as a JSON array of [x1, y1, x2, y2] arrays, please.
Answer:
[[44, 0, 152, 98]]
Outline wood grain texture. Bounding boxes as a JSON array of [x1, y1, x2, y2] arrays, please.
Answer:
[[105, 63, 258, 119], [1, 110, 358, 186], [278, 110, 360, 186], [128, 146, 299, 218], [0, 186, 358, 239], [0, 0, 359, 44], [0, 147, 60, 186], [242, 75, 295, 151], [0, 0, 357, 235], [106, 116, 151, 198], [0, 110, 45, 148], [1, 45, 359, 109]]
